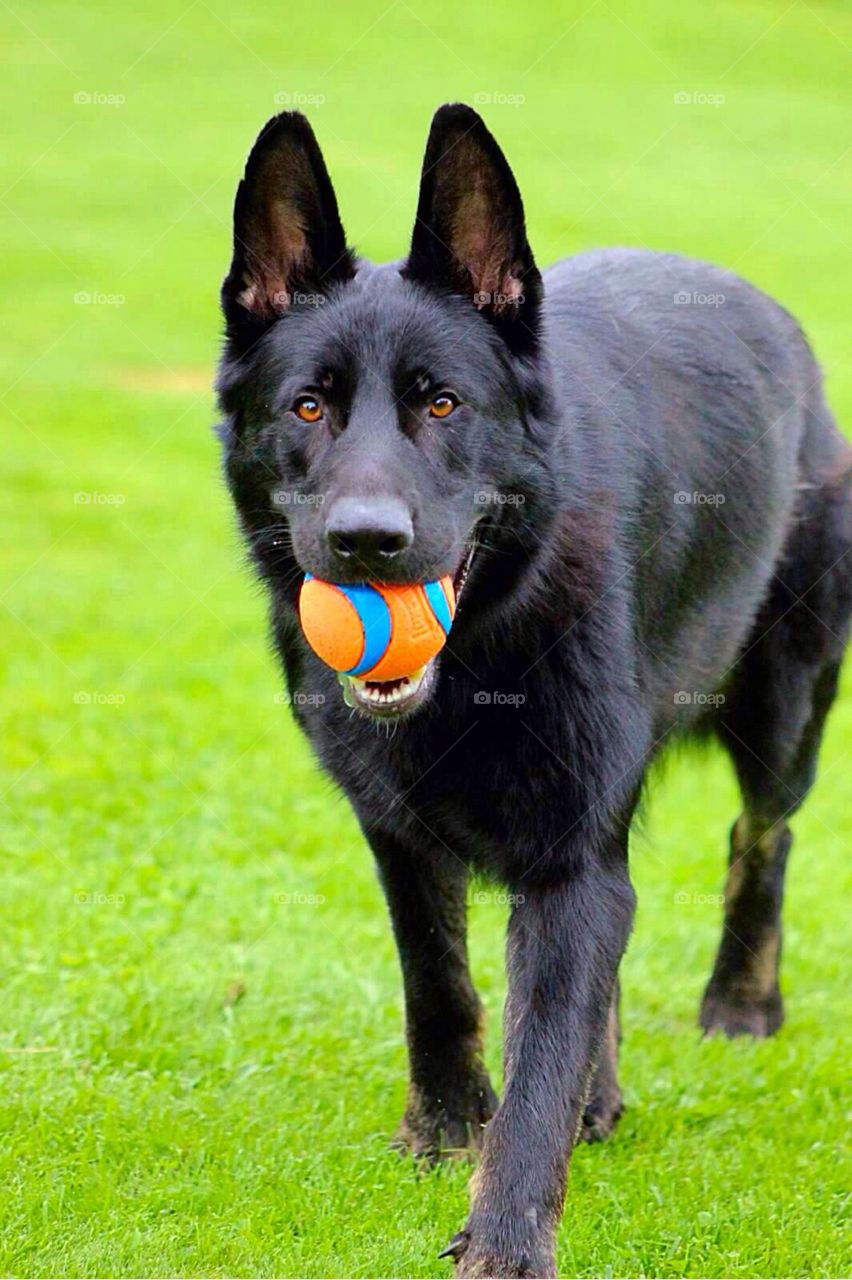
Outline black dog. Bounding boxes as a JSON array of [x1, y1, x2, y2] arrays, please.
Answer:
[[216, 104, 851, 1278]]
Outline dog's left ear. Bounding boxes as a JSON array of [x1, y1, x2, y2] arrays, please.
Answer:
[[405, 104, 542, 356], [221, 112, 355, 354]]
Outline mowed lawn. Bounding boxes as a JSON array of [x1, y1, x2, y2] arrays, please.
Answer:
[[2, 1, 851, 1276]]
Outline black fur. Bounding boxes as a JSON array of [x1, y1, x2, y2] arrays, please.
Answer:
[[217, 104, 852, 1278]]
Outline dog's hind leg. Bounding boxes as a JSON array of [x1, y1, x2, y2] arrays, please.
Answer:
[[703, 454, 851, 1038], [367, 826, 498, 1162], [578, 979, 623, 1142], [699, 811, 793, 1038]]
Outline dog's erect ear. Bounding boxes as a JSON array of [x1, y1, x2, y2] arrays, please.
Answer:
[[221, 112, 355, 352], [405, 104, 542, 356]]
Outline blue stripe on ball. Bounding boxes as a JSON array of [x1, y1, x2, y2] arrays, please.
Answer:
[[335, 583, 392, 676], [423, 579, 453, 634]]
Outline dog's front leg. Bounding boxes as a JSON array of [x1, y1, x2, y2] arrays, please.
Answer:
[[444, 858, 635, 1279], [367, 825, 498, 1162]]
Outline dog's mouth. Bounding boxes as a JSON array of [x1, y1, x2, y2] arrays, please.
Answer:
[[338, 544, 475, 721], [339, 661, 437, 718]]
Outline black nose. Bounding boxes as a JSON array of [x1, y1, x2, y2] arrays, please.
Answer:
[[325, 496, 414, 566]]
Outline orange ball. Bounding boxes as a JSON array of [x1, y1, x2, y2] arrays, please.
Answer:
[[298, 576, 456, 681]]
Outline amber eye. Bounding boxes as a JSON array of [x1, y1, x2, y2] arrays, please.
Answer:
[[293, 396, 322, 423], [429, 394, 457, 419]]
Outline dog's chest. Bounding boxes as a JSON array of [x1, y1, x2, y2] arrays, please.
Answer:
[[314, 698, 579, 876]]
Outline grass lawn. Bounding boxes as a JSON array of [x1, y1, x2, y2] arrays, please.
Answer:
[[2, 0, 851, 1275]]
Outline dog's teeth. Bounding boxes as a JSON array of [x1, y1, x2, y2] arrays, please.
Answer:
[[343, 664, 431, 712]]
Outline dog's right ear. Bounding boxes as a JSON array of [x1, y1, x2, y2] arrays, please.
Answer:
[[221, 113, 355, 354]]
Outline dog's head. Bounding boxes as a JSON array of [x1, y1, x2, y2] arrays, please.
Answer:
[[218, 104, 554, 718]]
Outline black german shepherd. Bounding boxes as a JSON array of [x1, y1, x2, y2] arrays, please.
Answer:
[[217, 104, 851, 1278]]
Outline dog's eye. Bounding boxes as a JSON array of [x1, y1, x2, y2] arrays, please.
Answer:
[[429, 394, 457, 419], [293, 395, 322, 423]]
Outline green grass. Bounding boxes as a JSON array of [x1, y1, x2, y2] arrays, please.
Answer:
[[2, 0, 851, 1275]]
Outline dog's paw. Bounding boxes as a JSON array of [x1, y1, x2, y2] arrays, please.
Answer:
[[700, 988, 783, 1039], [439, 1226, 556, 1278], [393, 1076, 498, 1164], [578, 1087, 624, 1144], [393, 1113, 488, 1164]]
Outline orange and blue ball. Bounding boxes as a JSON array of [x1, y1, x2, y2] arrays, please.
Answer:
[[298, 575, 456, 681]]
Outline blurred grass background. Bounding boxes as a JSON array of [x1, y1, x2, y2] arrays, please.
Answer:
[[1, 0, 850, 1275]]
